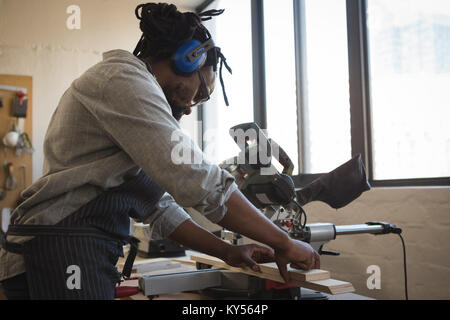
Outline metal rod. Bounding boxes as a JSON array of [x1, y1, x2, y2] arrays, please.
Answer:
[[335, 224, 384, 235], [293, 0, 308, 174], [0, 85, 27, 94], [251, 0, 267, 129]]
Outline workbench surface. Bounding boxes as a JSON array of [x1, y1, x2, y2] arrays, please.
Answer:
[[116, 249, 374, 301]]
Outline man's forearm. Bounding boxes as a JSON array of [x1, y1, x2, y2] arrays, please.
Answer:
[[219, 190, 291, 250], [168, 219, 232, 260]]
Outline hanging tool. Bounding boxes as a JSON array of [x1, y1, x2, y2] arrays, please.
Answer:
[[22, 132, 34, 154], [19, 164, 27, 192], [2, 131, 19, 149], [1, 148, 7, 200], [12, 91, 28, 118], [4, 162, 17, 191], [16, 132, 34, 156]]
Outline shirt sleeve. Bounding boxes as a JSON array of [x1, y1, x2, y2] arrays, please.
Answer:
[[143, 193, 192, 240], [76, 63, 237, 224]]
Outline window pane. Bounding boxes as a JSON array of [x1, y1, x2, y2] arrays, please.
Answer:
[[367, 0, 450, 180], [264, 0, 299, 175], [303, 0, 352, 173], [202, 0, 254, 165]]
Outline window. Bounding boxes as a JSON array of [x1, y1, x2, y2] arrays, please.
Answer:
[[367, 0, 450, 180], [198, 0, 450, 186], [302, 0, 352, 173], [264, 0, 299, 175], [201, 0, 254, 165]]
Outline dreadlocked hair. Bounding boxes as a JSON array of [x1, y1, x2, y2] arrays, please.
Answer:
[[134, 3, 197, 59], [134, 3, 221, 70], [133, 3, 232, 105]]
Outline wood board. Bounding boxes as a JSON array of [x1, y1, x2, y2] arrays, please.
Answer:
[[192, 254, 330, 282], [171, 257, 197, 266], [191, 254, 355, 295], [117, 258, 181, 274]]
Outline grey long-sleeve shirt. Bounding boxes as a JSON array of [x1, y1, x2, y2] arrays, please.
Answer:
[[0, 49, 238, 281]]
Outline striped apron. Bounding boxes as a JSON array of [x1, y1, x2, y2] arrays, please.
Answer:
[[1, 170, 165, 300]]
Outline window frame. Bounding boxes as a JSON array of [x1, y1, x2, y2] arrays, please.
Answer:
[[196, 0, 450, 187]]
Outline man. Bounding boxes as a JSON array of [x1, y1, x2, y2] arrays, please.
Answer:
[[0, 3, 319, 300]]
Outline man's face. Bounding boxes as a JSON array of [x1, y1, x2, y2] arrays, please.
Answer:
[[162, 66, 216, 121]]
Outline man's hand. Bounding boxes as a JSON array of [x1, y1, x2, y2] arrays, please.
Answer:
[[224, 244, 275, 273], [274, 239, 320, 283], [222, 241, 320, 284], [221, 190, 321, 283]]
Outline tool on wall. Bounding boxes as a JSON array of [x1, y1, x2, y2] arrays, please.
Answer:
[[15, 132, 34, 156], [4, 162, 18, 191], [2, 129, 19, 149], [1, 147, 7, 200], [19, 164, 27, 192], [0, 77, 33, 212], [12, 90, 28, 118], [2, 121, 34, 157]]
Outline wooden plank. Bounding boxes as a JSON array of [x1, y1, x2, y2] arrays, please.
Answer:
[[171, 258, 197, 266], [117, 258, 181, 274], [191, 254, 330, 282], [191, 254, 355, 295], [304, 279, 356, 295]]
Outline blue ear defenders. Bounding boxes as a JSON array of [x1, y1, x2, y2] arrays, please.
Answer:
[[173, 39, 215, 75]]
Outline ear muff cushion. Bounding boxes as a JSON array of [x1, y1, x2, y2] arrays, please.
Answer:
[[173, 40, 207, 74]]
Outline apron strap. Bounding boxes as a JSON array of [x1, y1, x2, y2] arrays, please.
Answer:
[[1, 227, 25, 254], [121, 236, 140, 279], [0, 228, 7, 250], [2, 224, 140, 278]]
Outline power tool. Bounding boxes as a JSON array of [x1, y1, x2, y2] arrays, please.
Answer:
[[219, 122, 402, 254]]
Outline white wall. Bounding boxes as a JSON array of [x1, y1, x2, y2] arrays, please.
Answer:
[[0, 0, 200, 181]]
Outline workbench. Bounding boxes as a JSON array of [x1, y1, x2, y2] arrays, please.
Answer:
[[116, 249, 374, 301]]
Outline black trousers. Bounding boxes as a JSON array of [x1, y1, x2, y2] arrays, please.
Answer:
[[2, 233, 124, 300]]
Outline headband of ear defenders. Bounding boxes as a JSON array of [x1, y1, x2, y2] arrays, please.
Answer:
[[173, 9, 233, 106]]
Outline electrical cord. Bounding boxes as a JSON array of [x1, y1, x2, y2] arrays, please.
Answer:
[[397, 233, 408, 300], [292, 199, 307, 229], [287, 204, 408, 299]]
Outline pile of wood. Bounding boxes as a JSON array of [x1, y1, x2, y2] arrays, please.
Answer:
[[190, 255, 355, 295]]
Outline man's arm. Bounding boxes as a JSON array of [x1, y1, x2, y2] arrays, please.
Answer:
[[170, 189, 320, 283], [169, 219, 275, 273], [88, 63, 237, 224], [219, 190, 291, 249]]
